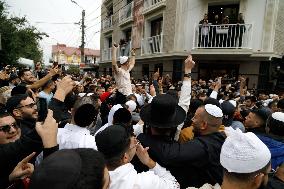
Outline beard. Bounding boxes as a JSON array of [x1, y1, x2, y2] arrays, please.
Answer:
[[192, 126, 202, 137]]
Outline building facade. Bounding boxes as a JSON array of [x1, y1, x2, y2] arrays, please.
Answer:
[[52, 44, 100, 67], [100, 0, 284, 90]]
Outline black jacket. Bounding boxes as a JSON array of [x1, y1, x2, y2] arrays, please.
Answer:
[[136, 132, 226, 188], [0, 129, 58, 188]]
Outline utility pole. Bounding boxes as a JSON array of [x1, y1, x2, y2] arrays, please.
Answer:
[[81, 10, 85, 64]]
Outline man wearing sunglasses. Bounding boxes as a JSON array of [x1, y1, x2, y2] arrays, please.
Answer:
[[6, 94, 38, 136], [0, 112, 21, 144]]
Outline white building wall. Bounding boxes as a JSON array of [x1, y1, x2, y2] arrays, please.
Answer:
[[174, 0, 277, 53]]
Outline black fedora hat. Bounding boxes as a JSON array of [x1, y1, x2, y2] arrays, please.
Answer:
[[140, 94, 186, 128]]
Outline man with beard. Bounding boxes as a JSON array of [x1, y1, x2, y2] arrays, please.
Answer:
[[135, 55, 226, 188], [187, 129, 272, 189], [6, 94, 38, 136]]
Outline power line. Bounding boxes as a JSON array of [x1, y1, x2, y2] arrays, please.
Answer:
[[35, 22, 79, 25]]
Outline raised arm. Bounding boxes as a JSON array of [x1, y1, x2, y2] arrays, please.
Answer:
[[128, 48, 136, 71], [112, 44, 119, 74], [27, 66, 59, 90]]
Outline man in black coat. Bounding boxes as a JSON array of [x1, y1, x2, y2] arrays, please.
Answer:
[[134, 55, 226, 188]]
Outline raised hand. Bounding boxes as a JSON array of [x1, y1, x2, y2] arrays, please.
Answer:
[[9, 152, 36, 181]]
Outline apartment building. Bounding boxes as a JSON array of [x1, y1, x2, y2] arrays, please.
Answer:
[[100, 0, 284, 90]]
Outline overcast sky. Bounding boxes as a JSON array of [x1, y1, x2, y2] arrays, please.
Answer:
[[6, 0, 102, 64]]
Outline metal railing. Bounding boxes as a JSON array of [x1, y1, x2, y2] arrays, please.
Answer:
[[119, 2, 134, 23], [102, 15, 113, 31], [102, 41, 132, 61], [141, 34, 163, 55], [193, 23, 253, 49], [144, 0, 166, 10]]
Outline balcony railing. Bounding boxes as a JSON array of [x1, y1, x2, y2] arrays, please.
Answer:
[[102, 41, 132, 61], [102, 15, 113, 31], [143, 0, 166, 13], [119, 2, 134, 24], [103, 48, 112, 61], [193, 24, 253, 49], [141, 34, 163, 55]]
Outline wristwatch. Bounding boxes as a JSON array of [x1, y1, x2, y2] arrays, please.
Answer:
[[184, 73, 191, 78]]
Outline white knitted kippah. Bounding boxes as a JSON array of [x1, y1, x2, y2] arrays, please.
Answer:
[[272, 112, 284, 123], [221, 128, 271, 173], [119, 56, 128, 64], [204, 104, 223, 118]]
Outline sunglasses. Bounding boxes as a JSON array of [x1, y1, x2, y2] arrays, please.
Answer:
[[0, 123, 18, 133]]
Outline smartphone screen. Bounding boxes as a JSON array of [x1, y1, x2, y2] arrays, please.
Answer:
[[37, 98, 48, 122]]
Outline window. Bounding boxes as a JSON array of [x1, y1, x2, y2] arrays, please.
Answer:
[[172, 60, 182, 82], [208, 4, 239, 24], [108, 37, 112, 48], [142, 64, 149, 78], [151, 17, 163, 36]]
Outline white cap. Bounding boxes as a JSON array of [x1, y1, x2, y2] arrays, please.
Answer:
[[204, 104, 223, 118], [229, 100, 237, 108], [119, 56, 128, 64], [272, 112, 284, 123], [221, 129, 271, 173], [125, 100, 137, 112], [107, 104, 123, 126]]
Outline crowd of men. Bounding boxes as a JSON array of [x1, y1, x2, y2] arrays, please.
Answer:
[[0, 44, 283, 189]]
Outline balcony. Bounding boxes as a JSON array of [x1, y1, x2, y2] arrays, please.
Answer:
[[102, 42, 132, 61], [102, 15, 113, 33], [193, 24, 253, 49], [143, 0, 166, 15], [119, 2, 134, 26], [141, 34, 163, 55]]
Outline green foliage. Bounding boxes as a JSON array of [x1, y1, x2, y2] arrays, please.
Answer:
[[0, 1, 43, 66], [66, 65, 80, 75]]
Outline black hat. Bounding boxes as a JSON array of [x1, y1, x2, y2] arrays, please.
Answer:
[[252, 107, 272, 123], [140, 94, 186, 128], [221, 101, 235, 127], [95, 125, 131, 159], [30, 149, 81, 189], [30, 149, 105, 189]]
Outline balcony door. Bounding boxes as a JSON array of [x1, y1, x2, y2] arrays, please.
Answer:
[[208, 4, 239, 24], [151, 17, 163, 37]]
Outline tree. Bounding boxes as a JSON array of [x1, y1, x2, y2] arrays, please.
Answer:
[[0, 1, 44, 67]]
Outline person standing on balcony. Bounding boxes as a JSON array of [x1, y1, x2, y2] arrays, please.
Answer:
[[211, 15, 221, 47], [199, 13, 210, 47], [112, 43, 136, 96], [235, 13, 245, 48]]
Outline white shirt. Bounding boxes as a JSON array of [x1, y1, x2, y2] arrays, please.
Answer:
[[109, 163, 180, 189], [57, 123, 97, 150], [114, 68, 132, 96]]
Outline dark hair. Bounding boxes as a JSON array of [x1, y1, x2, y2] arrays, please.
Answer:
[[245, 96, 257, 103], [18, 69, 30, 79], [203, 97, 221, 107], [113, 108, 132, 126], [71, 149, 106, 189], [266, 115, 284, 136], [268, 100, 278, 109], [5, 94, 29, 113], [73, 96, 100, 127], [223, 161, 271, 183], [0, 111, 13, 119]]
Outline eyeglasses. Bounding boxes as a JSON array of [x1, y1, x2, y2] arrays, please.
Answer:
[[0, 123, 18, 133], [16, 103, 36, 109]]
